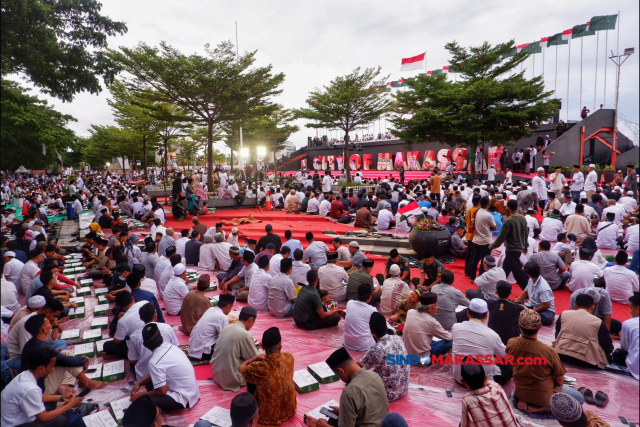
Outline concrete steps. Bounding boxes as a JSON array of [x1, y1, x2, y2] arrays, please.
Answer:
[[322, 231, 419, 257]]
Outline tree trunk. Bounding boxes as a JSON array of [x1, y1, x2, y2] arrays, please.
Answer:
[[131, 151, 135, 173], [142, 134, 147, 180], [230, 143, 235, 173], [163, 138, 168, 202], [122, 155, 126, 174], [469, 143, 477, 180], [206, 120, 214, 191], [343, 129, 351, 182], [273, 149, 277, 175]]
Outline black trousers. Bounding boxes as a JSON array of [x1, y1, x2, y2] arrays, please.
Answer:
[[144, 383, 187, 411], [190, 344, 216, 362], [294, 313, 341, 330], [103, 339, 128, 358], [17, 418, 67, 427], [502, 250, 528, 290], [469, 243, 490, 280], [464, 241, 475, 277]]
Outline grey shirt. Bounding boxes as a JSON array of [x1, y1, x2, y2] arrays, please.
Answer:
[[141, 252, 159, 280], [570, 288, 612, 319], [529, 251, 565, 290], [430, 283, 470, 330], [267, 273, 296, 317], [303, 241, 329, 269], [350, 250, 367, 269]]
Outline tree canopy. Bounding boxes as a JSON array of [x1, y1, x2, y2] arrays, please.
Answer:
[[1, 0, 127, 102], [391, 41, 559, 177], [242, 106, 299, 169], [294, 67, 390, 181]]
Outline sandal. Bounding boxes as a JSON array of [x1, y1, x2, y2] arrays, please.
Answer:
[[594, 391, 608, 408], [582, 389, 596, 405]]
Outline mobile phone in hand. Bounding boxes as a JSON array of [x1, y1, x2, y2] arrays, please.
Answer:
[[319, 407, 338, 420]]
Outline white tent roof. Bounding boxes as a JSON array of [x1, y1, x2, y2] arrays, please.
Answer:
[[15, 166, 29, 173]]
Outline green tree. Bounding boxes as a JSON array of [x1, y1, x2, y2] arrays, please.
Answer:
[[107, 41, 284, 189], [174, 138, 200, 169], [243, 106, 299, 170], [82, 125, 140, 172], [1, 79, 76, 170], [294, 67, 390, 182], [1, 0, 127, 102], [391, 41, 559, 178]]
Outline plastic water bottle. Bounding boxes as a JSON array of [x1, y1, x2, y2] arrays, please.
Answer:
[[232, 289, 237, 297]]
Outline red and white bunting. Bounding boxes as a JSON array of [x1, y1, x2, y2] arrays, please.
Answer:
[[540, 37, 549, 48], [562, 29, 572, 40], [517, 43, 531, 53]]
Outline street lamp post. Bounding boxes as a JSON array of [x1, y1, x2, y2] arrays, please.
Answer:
[[609, 47, 634, 168]]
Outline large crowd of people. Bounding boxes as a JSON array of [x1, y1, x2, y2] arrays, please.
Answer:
[[0, 161, 638, 427]]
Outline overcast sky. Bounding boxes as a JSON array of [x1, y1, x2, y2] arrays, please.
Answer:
[[30, 0, 640, 152]]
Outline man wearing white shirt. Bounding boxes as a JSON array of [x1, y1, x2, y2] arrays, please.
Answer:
[[376, 205, 394, 230], [604, 251, 639, 304], [322, 172, 333, 193], [247, 257, 272, 311], [344, 284, 387, 352], [549, 167, 566, 200], [532, 168, 548, 208], [174, 230, 189, 258], [567, 248, 603, 292], [188, 295, 234, 361], [619, 191, 638, 212], [596, 212, 620, 250], [539, 210, 565, 242], [584, 164, 598, 200], [1, 273, 20, 313], [102, 292, 147, 359], [163, 264, 190, 316], [602, 200, 625, 226], [307, 193, 320, 214], [129, 303, 179, 378], [624, 223, 639, 252], [130, 323, 201, 411], [318, 252, 349, 302], [559, 194, 576, 217], [19, 251, 42, 295], [223, 251, 258, 301], [289, 249, 310, 286], [3, 251, 24, 290], [319, 195, 331, 217], [268, 246, 288, 277], [620, 294, 639, 380], [570, 165, 584, 201], [524, 211, 540, 238]]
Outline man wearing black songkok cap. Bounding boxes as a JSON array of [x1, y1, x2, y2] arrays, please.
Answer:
[[211, 306, 261, 391], [130, 323, 201, 411], [306, 347, 389, 427], [230, 392, 259, 427], [380, 248, 411, 284], [187, 294, 235, 362], [240, 327, 297, 426]]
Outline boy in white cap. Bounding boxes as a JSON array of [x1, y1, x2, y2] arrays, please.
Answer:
[[584, 164, 598, 200], [163, 264, 190, 316]]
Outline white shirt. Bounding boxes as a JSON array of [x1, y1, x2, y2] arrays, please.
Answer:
[[238, 262, 258, 287], [211, 242, 233, 271], [560, 201, 576, 216], [158, 261, 175, 298], [474, 267, 507, 301], [318, 263, 349, 302], [154, 257, 170, 285], [618, 196, 638, 213], [227, 233, 239, 247], [343, 300, 380, 351], [289, 260, 311, 286], [379, 278, 410, 317], [1, 277, 20, 313], [395, 212, 412, 233], [539, 217, 565, 242], [129, 322, 178, 378], [571, 171, 584, 191], [268, 254, 283, 277], [625, 224, 639, 252], [188, 307, 229, 359], [319, 199, 331, 217], [596, 221, 619, 250], [163, 276, 189, 316], [154, 207, 166, 224], [584, 171, 598, 191], [114, 301, 147, 342], [602, 205, 624, 226], [247, 269, 271, 311], [549, 172, 566, 191], [377, 209, 393, 230], [505, 171, 513, 185], [175, 237, 189, 258], [566, 260, 603, 292], [452, 321, 505, 382], [307, 198, 319, 213], [3, 258, 24, 287], [198, 243, 217, 270], [0, 370, 46, 427], [19, 260, 40, 294], [149, 342, 201, 408], [140, 277, 159, 298], [532, 175, 547, 201], [525, 215, 539, 238], [487, 168, 496, 181], [621, 317, 639, 380], [322, 175, 333, 192], [603, 265, 639, 304]]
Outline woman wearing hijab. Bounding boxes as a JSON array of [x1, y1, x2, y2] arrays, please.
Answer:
[[172, 193, 187, 222], [88, 222, 104, 237], [196, 182, 207, 200], [124, 234, 142, 266]]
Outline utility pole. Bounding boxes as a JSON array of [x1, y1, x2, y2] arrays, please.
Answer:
[[608, 47, 634, 168]]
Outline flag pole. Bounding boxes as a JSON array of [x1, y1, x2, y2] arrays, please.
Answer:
[[532, 48, 535, 79], [594, 32, 599, 110], [554, 45, 558, 97], [542, 41, 545, 83], [580, 37, 583, 115], [567, 38, 571, 121], [604, 29, 608, 106]]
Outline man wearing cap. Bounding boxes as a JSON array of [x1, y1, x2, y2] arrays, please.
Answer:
[[452, 299, 510, 385], [344, 284, 385, 351], [346, 259, 380, 305], [188, 294, 235, 361], [550, 393, 610, 427], [3, 251, 24, 291], [318, 252, 349, 302], [240, 327, 297, 426], [554, 293, 613, 369], [163, 264, 190, 316], [465, 256, 505, 302], [596, 211, 620, 250], [532, 167, 548, 209], [584, 164, 598, 200], [179, 274, 215, 335], [570, 286, 619, 335], [403, 293, 453, 359], [506, 309, 584, 411], [303, 232, 330, 269], [414, 249, 446, 291], [198, 234, 217, 270], [217, 246, 243, 288], [305, 347, 389, 427], [130, 323, 201, 411], [336, 241, 367, 271], [9, 295, 44, 329], [211, 306, 261, 391], [379, 264, 411, 317]]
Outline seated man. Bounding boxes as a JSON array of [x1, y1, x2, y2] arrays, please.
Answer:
[[403, 293, 453, 361], [1, 346, 85, 427], [188, 294, 235, 362], [450, 225, 468, 258], [413, 250, 446, 292], [240, 327, 297, 426], [130, 323, 201, 411], [211, 306, 261, 391], [344, 284, 384, 352], [554, 293, 613, 369], [354, 204, 374, 229], [346, 259, 380, 304], [488, 281, 525, 345], [102, 291, 146, 359], [360, 312, 410, 402], [459, 362, 518, 427], [379, 265, 411, 317], [381, 249, 411, 284], [247, 256, 272, 311], [566, 248, 603, 292], [222, 250, 257, 301], [268, 258, 296, 318], [619, 294, 639, 380], [294, 270, 343, 330], [305, 347, 389, 427], [336, 241, 367, 271], [529, 241, 569, 291], [506, 309, 584, 412], [452, 299, 510, 386], [513, 262, 556, 326], [179, 275, 213, 335], [465, 256, 505, 301], [376, 204, 395, 230], [550, 393, 610, 427], [603, 250, 639, 304], [430, 270, 470, 331], [129, 303, 179, 381], [216, 246, 243, 290], [163, 264, 190, 316], [318, 252, 349, 302]]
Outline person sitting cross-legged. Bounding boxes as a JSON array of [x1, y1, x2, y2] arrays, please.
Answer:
[[188, 294, 235, 362], [293, 270, 343, 330], [403, 292, 453, 362], [513, 261, 556, 326]]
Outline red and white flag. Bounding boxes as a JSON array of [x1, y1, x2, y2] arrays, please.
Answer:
[[426, 70, 433, 76], [517, 43, 530, 53], [386, 82, 392, 87], [585, 21, 591, 31], [540, 37, 549, 48], [400, 52, 425, 71], [562, 29, 572, 40], [442, 66, 450, 74], [398, 201, 423, 217]]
